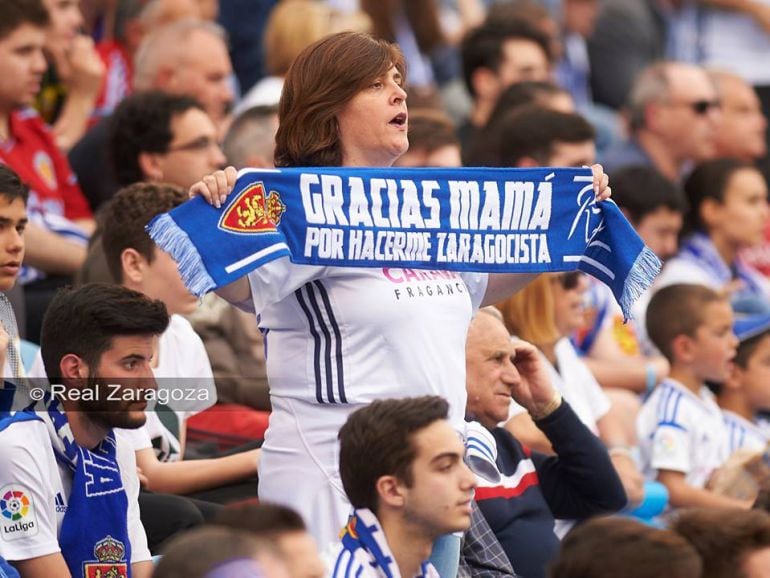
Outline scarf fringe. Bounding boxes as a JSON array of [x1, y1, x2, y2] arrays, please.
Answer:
[[147, 214, 215, 297], [619, 245, 661, 321]]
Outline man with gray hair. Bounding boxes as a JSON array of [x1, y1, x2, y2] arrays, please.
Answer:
[[223, 105, 279, 169], [132, 18, 233, 130], [93, 0, 202, 121], [602, 61, 721, 182]]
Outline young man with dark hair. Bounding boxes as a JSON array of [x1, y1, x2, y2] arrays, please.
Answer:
[[215, 503, 325, 578], [611, 166, 689, 262], [0, 283, 169, 578], [497, 105, 595, 168], [334, 396, 476, 578], [464, 81, 574, 166], [108, 90, 226, 196], [0, 0, 96, 342], [0, 166, 28, 380], [459, 19, 551, 151]]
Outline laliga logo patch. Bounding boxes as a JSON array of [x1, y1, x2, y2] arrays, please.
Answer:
[[0, 485, 39, 540], [218, 182, 286, 235]]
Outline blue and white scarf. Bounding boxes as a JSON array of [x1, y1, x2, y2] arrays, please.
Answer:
[[678, 232, 770, 314], [148, 167, 660, 320], [0, 398, 132, 578], [332, 509, 439, 578]]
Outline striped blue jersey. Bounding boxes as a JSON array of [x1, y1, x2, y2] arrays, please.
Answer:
[[328, 509, 440, 578], [637, 379, 730, 488], [248, 261, 487, 431], [722, 410, 769, 454]]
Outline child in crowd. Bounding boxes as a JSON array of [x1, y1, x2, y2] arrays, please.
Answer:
[[638, 283, 751, 508], [719, 313, 770, 453], [97, 182, 260, 501]]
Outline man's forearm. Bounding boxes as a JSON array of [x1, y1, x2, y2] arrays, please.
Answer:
[[12, 552, 71, 578], [141, 449, 260, 495], [24, 223, 86, 275]]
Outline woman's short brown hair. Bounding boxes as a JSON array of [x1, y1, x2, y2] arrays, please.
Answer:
[[274, 31, 406, 168]]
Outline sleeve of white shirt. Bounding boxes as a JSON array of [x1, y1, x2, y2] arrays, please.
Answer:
[[247, 258, 326, 313], [0, 423, 60, 561], [648, 424, 691, 474], [179, 318, 217, 414], [578, 362, 612, 422], [119, 424, 153, 452], [459, 272, 489, 311], [115, 431, 151, 564], [654, 259, 719, 291]]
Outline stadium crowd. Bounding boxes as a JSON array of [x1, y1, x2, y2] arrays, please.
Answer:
[[1, 0, 770, 577]]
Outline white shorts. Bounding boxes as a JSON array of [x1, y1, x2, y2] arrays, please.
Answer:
[[258, 397, 355, 550]]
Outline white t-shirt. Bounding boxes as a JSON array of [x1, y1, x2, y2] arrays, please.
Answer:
[[0, 414, 149, 564], [723, 410, 769, 454], [637, 379, 730, 488], [508, 337, 611, 434], [251, 262, 487, 547], [250, 261, 488, 432], [233, 76, 283, 116]]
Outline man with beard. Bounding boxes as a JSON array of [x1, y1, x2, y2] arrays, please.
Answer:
[[0, 283, 169, 578]]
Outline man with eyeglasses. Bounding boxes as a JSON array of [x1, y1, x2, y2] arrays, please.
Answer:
[[602, 61, 720, 183], [108, 90, 226, 194]]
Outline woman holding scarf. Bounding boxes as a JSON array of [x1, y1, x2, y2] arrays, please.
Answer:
[[190, 31, 611, 569]]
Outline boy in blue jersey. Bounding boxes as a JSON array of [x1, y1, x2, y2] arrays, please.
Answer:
[[719, 314, 770, 453], [637, 283, 751, 509]]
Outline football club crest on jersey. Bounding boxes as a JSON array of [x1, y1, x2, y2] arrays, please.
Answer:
[[339, 514, 359, 540], [83, 535, 128, 578], [0, 485, 39, 540], [32, 151, 56, 191], [218, 181, 286, 235]]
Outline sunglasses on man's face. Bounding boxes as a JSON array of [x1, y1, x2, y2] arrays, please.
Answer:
[[674, 99, 721, 116]]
